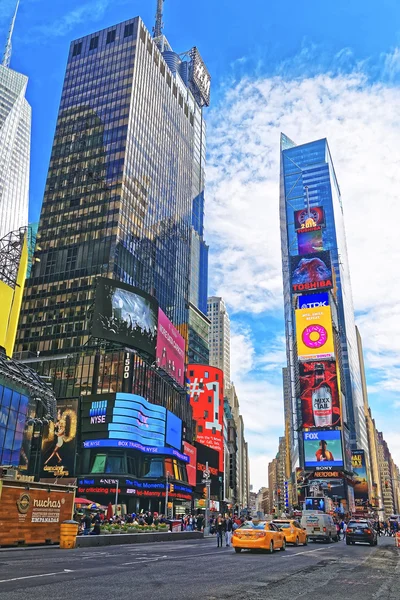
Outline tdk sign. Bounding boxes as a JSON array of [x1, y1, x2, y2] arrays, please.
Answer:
[[298, 293, 329, 310]]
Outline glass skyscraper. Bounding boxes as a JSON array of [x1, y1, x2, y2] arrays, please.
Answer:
[[16, 17, 208, 357], [280, 134, 369, 479], [0, 51, 31, 240]]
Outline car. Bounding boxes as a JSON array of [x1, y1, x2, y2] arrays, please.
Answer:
[[300, 512, 338, 542], [272, 519, 308, 546], [346, 520, 378, 546], [232, 520, 286, 553]]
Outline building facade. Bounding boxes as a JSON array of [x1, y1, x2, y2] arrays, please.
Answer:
[[280, 134, 369, 508], [207, 297, 231, 387]]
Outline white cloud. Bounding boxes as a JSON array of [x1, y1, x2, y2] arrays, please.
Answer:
[[206, 71, 400, 482]]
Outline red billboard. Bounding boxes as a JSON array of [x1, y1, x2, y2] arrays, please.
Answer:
[[299, 361, 341, 429], [188, 365, 224, 472], [183, 441, 197, 487], [156, 309, 185, 386]]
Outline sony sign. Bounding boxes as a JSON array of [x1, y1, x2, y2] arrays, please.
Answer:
[[298, 292, 329, 310]]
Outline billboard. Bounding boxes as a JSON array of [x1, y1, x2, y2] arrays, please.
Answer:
[[294, 207, 325, 231], [166, 410, 182, 451], [297, 228, 323, 255], [41, 399, 78, 478], [189, 47, 211, 107], [188, 365, 224, 472], [92, 278, 158, 357], [305, 497, 326, 511], [183, 441, 197, 487], [299, 361, 341, 428], [352, 450, 369, 508], [298, 293, 329, 309], [291, 251, 333, 294], [156, 309, 185, 386], [303, 430, 344, 468], [195, 442, 220, 498], [295, 305, 335, 361]]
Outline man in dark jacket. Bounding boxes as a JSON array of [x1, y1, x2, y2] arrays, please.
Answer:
[[225, 516, 233, 546], [216, 515, 225, 548]]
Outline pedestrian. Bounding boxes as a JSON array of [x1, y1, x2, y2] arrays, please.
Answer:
[[336, 522, 341, 541], [225, 515, 233, 547], [196, 514, 204, 531], [145, 512, 153, 526], [83, 513, 92, 535], [376, 521, 381, 537], [342, 521, 347, 540], [90, 514, 101, 535], [216, 515, 225, 548]]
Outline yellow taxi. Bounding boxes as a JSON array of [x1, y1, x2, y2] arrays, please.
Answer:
[[232, 520, 286, 553], [272, 519, 308, 546]]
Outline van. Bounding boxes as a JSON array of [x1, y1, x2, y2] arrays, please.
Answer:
[[300, 512, 338, 542]]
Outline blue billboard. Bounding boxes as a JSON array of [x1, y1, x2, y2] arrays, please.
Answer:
[[166, 411, 182, 450], [303, 429, 343, 468], [298, 293, 329, 310]]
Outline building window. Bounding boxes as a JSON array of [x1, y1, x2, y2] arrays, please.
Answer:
[[198, 425, 203, 433], [124, 23, 134, 38], [204, 411, 208, 419], [208, 396, 212, 403], [72, 42, 82, 57], [89, 36, 99, 50], [189, 370, 194, 376], [204, 371, 209, 378], [106, 30, 116, 44]]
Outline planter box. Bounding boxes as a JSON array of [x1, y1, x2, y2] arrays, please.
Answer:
[[76, 531, 203, 548]]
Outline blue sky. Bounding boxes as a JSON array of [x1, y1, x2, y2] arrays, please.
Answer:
[[3, 0, 400, 490]]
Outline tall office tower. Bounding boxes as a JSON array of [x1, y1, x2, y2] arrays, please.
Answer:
[[207, 296, 231, 386], [0, 1, 31, 240], [280, 134, 369, 508], [16, 14, 210, 357]]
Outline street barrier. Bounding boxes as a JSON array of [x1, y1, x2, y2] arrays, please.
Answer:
[[60, 520, 79, 549]]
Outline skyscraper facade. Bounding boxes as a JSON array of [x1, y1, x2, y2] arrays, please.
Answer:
[[16, 16, 209, 357], [0, 4, 31, 240], [280, 134, 368, 508], [207, 296, 231, 386]]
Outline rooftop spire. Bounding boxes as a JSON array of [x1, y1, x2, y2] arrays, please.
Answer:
[[153, 0, 164, 39], [2, 0, 20, 68]]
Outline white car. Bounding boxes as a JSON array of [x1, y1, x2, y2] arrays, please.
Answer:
[[300, 512, 338, 542]]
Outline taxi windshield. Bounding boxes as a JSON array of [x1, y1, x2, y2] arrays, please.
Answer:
[[238, 521, 266, 530], [273, 522, 291, 528]]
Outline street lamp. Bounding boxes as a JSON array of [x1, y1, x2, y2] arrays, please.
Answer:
[[202, 462, 211, 535]]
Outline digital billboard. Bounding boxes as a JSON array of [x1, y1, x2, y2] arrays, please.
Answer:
[[156, 309, 185, 386], [166, 410, 182, 451], [352, 450, 369, 508], [188, 365, 224, 472], [291, 251, 333, 294], [195, 442, 220, 498], [92, 278, 158, 357], [41, 399, 78, 478], [297, 228, 323, 255], [294, 207, 325, 231], [295, 306, 335, 361], [299, 361, 341, 428], [183, 441, 197, 487], [305, 497, 325, 511], [298, 293, 329, 309], [303, 430, 343, 468]]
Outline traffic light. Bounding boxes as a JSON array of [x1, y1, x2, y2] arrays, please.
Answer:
[[385, 480, 389, 489], [170, 483, 174, 493]]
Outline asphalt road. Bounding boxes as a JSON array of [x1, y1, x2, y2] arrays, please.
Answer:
[[0, 535, 398, 600]]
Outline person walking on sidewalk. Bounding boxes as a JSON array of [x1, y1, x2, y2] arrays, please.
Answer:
[[216, 515, 225, 548], [225, 516, 233, 547]]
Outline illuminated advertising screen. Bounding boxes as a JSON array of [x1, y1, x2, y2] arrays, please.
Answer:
[[295, 305, 335, 361], [92, 278, 158, 357], [297, 227, 323, 255], [303, 430, 343, 468], [291, 251, 333, 294], [156, 309, 185, 386], [294, 207, 325, 231], [299, 361, 341, 429], [188, 365, 224, 472], [166, 410, 182, 451], [352, 450, 369, 508], [305, 497, 325, 511], [41, 399, 78, 478], [195, 442, 220, 497], [183, 441, 197, 487], [298, 293, 329, 309]]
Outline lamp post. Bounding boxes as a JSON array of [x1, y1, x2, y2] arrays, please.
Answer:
[[203, 462, 211, 535], [165, 471, 169, 518], [115, 479, 119, 517]]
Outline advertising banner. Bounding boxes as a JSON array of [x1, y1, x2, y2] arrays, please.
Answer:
[[297, 228, 323, 255], [296, 305, 335, 361], [291, 251, 333, 294], [303, 430, 344, 468], [92, 278, 158, 357], [299, 361, 341, 428], [41, 399, 78, 478], [298, 293, 329, 309], [352, 450, 369, 509], [195, 442, 220, 497], [183, 441, 197, 487], [294, 207, 325, 231], [156, 309, 185, 386], [305, 497, 325, 511], [166, 410, 182, 451]]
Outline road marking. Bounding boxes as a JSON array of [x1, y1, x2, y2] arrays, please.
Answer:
[[282, 547, 335, 558], [122, 556, 167, 565], [0, 570, 74, 584]]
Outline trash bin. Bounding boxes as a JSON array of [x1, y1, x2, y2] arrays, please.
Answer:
[[60, 520, 79, 549]]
